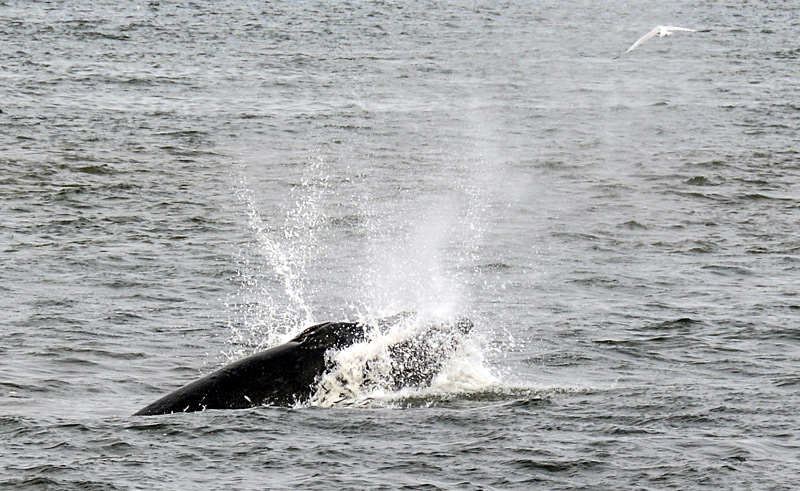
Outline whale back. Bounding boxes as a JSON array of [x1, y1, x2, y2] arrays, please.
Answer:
[[134, 322, 368, 415], [291, 321, 367, 350]]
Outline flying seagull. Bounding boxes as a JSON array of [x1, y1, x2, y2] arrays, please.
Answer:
[[618, 25, 698, 57]]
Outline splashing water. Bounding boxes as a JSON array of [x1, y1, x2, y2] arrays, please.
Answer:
[[227, 169, 327, 351], [227, 155, 502, 405], [358, 194, 467, 320], [311, 313, 498, 407]]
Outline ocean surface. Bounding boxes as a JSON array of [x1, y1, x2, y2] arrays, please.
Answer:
[[2, 0, 799, 489]]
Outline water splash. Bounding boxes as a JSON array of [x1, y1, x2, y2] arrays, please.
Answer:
[[309, 313, 499, 408], [227, 151, 504, 404], [227, 167, 328, 351], [358, 194, 467, 320]]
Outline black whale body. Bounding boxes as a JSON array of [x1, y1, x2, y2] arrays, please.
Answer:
[[134, 317, 471, 416], [134, 322, 366, 415]]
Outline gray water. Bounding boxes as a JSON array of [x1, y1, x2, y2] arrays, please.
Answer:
[[2, 0, 799, 489]]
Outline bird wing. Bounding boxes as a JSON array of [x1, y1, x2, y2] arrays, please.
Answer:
[[662, 26, 697, 33], [624, 26, 661, 53]]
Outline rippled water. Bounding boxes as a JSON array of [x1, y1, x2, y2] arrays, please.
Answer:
[[2, 1, 799, 489]]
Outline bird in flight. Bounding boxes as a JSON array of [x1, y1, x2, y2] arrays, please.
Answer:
[[618, 25, 698, 57]]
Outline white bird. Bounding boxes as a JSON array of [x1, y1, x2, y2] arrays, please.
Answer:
[[620, 25, 698, 56]]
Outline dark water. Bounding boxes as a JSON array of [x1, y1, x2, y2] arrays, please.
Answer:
[[2, 0, 799, 489]]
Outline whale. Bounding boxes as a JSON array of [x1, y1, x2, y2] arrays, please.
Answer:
[[134, 316, 472, 415]]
